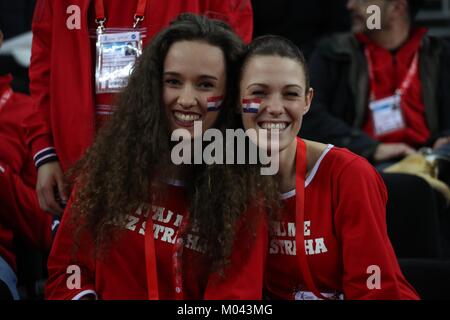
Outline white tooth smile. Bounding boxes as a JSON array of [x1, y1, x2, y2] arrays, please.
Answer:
[[260, 122, 288, 130], [174, 111, 200, 122]]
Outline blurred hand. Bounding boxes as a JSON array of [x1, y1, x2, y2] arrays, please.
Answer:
[[433, 136, 450, 150], [373, 143, 416, 162], [36, 161, 66, 216]]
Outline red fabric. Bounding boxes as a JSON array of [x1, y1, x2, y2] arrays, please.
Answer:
[[0, 76, 36, 185], [0, 165, 53, 272], [294, 138, 328, 299], [265, 145, 419, 300], [46, 183, 267, 300], [357, 28, 430, 148], [0, 75, 53, 271], [0, 227, 14, 272], [26, 0, 253, 171]]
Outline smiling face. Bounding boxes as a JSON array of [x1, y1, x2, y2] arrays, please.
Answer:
[[240, 55, 313, 153], [163, 40, 226, 138]]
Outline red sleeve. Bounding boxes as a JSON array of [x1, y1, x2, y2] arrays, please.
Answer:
[[0, 164, 53, 252], [203, 207, 267, 299], [45, 194, 97, 300], [334, 158, 419, 300], [25, 0, 58, 167], [203, 0, 253, 43]]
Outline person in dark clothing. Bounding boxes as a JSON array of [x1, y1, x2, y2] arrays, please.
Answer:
[[299, 2, 450, 299], [300, 0, 450, 163], [252, 0, 351, 59], [300, 0, 450, 262]]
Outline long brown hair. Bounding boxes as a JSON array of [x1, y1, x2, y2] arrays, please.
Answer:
[[66, 14, 277, 269]]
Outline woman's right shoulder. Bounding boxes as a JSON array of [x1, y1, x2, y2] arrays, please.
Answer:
[[325, 146, 376, 174], [326, 147, 387, 199]]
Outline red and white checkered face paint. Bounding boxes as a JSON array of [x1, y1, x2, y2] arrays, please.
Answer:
[[242, 98, 261, 113], [206, 96, 224, 112]]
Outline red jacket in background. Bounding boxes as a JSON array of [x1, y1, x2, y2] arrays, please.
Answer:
[[46, 182, 267, 300], [26, 0, 253, 171], [265, 141, 419, 300], [0, 74, 53, 272], [358, 28, 431, 148]]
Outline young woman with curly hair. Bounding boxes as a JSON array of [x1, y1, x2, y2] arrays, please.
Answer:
[[45, 14, 275, 300]]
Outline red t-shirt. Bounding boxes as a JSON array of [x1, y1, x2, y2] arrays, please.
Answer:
[[358, 28, 430, 148], [46, 181, 267, 300], [265, 144, 419, 300]]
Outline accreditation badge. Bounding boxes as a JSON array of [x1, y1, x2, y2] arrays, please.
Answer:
[[369, 94, 405, 137], [95, 31, 142, 93]]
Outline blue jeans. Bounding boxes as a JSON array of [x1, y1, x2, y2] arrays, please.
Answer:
[[0, 255, 20, 300]]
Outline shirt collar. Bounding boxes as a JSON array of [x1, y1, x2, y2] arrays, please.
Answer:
[[355, 27, 428, 53]]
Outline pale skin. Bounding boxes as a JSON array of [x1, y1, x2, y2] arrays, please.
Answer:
[[240, 55, 327, 192], [163, 40, 226, 181], [163, 40, 226, 139], [347, 0, 449, 162]]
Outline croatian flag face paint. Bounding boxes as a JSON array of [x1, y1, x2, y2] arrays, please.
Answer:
[[207, 96, 223, 112], [242, 98, 261, 114]]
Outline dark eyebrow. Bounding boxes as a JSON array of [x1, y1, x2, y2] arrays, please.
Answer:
[[163, 71, 179, 77], [246, 83, 304, 91], [198, 75, 218, 81], [284, 84, 304, 91], [246, 83, 268, 90], [163, 72, 218, 81]]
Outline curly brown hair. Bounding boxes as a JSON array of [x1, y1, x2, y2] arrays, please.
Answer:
[[186, 120, 280, 271], [66, 14, 278, 270]]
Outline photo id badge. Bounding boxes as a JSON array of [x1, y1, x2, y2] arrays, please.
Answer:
[[95, 31, 142, 93], [369, 95, 405, 137]]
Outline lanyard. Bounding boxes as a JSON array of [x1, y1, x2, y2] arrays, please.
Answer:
[[365, 47, 419, 101], [144, 216, 159, 300], [172, 214, 189, 300], [295, 138, 327, 300], [144, 209, 188, 300], [95, 0, 147, 33]]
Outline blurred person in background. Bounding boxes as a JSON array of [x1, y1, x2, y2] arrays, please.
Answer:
[[301, 0, 450, 164], [299, 1, 450, 288]]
